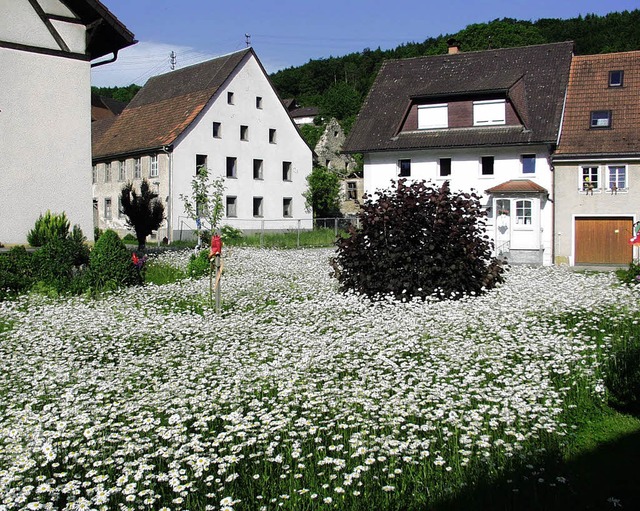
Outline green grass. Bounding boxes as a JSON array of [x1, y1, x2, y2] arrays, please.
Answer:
[[144, 262, 186, 285]]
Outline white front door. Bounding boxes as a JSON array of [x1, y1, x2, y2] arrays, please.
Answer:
[[494, 197, 541, 251]]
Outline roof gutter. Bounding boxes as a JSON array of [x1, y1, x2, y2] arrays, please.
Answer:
[[91, 49, 118, 68]]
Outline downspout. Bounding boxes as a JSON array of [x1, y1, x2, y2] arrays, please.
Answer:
[[551, 85, 570, 266], [162, 146, 173, 242]]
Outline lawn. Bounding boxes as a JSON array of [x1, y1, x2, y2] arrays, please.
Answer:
[[0, 248, 639, 511]]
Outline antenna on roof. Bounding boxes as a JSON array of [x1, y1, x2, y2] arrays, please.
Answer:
[[169, 51, 176, 70], [245, 33, 251, 47]]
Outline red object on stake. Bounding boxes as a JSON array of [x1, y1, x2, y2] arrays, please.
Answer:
[[209, 235, 223, 258]]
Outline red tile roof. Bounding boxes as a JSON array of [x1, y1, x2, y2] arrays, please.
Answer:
[[93, 49, 251, 160], [555, 51, 640, 158], [485, 179, 548, 194]]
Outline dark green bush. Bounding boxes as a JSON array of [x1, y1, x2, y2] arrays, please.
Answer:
[[31, 237, 87, 293], [616, 260, 640, 286], [606, 331, 640, 414], [0, 246, 34, 300], [88, 230, 141, 290], [27, 211, 70, 247], [332, 179, 505, 300], [187, 250, 211, 278]]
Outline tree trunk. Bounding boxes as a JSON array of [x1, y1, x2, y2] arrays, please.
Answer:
[[137, 234, 146, 252]]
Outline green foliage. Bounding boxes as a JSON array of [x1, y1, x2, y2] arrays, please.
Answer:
[[187, 250, 211, 279], [121, 179, 165, 251], [27, 211, 71, 247], [88, 230, 142, 290], [303, 166, 342, 218], [319, 81, 362, 120], [31, 237, 88, 294], [144, 262, 186, 285], [0, 246, 34, 300], [299, 123, 325, 149], [94, 227, 103, 242], [616, 259, 640, 285], [91, 84, 142, 104], [333, 179, 505, 300], [221, 225, 243, 241], [179, 166, 225, 244]]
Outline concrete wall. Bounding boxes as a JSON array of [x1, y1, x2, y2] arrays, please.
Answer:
[[554, 160, 640, 265], [0, 1, 93, 245], [364, 146, 554, 265]]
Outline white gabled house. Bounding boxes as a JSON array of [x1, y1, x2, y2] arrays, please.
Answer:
[[92, 48, 313, 241], [343, 41, 574, 265], [0, 0, 135, 245]]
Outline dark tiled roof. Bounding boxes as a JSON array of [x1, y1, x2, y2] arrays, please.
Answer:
[[485, 179, 548, 194], [289, 106, 319, 118], [343, 42, 574, 153], [93, 49, 251, 159], [555, 51, 640, 158]]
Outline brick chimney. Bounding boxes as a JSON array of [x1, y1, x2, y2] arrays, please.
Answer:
[[447, 38, 461, 55]]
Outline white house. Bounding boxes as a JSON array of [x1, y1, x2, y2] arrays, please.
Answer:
[[0, 0, 135, 245], [92, 48, 313, 241], [343, 41, 574, 265]]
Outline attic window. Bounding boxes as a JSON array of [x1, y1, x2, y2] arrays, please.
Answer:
[[473, 99, 506, 126], [256, 96, 263, 108], [590, 110, 611, 128], [227, 91, 234, 104], [609, 70, 624, 87], [418, 104, 448, 129], [398, 159, 411, 177]]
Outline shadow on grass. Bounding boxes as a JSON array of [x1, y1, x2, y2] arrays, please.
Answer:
[[432, 415, 640, 511]]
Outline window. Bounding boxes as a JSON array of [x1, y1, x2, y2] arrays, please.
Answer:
[[418, 103, 448, 129], [269, 128, 277, 144], [212, 122, 221, 138], [92, 165, 97, 184], [134, 158, 141, 179], [226, 157, 237, 178], [473, 99, 506, 126], [282, 161, 292, 181], [118, 161, 126, 181], [253, 197, 263, 217], [117, 196, 123, 218], [227, 91, 234, 104], [104, 198, 112, 220], [240, 125, 249, 141], [256, 96, 263, 109], [196, 154, 207, 174], [283, 197, 292, 217], [439, 158, 451, 177], [590, 110, 611, 128], [609, 70, 624, 87], [515, 200, 532, 225], [496, 198, 511, 217], [481, 156, 494, 176], [347, 181, 357, 200], [398, 159, 411, 177], [226, 196, 237, 217], [104, 163, 111, 182], [608, 165, 627, 191], [582, 166, 599, 193], [150, 155, 158, 177], [253, 159, 263, 180], [522, 154, 536, 174]]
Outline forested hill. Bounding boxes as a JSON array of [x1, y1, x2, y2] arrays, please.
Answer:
[[94, 10, 640, 123], [270, 10, 640, 128]]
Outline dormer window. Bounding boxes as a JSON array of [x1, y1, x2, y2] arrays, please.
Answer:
[[418, 103, 448, 129], [590, 110, 611, 128], [473, 99, 506, 126], [609, 70, 624, 87]]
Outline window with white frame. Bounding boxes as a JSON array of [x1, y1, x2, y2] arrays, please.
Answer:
[[515, 200, 532, 225], [118, 161, 126, 181], [92, 165, 97, 184], [522, 154, 536, 174], [590, 110, 611, 128], [283, 197, 292, 217], [253, 197, 263, 218], [150, 155, 158, 177], [226, 196, 237, 217], [496, 198, 511, 217], [581, 166, 599, 192], [104, 163, 111, 182], [104, 198, 112, 220], [346, 181, 357, 200], [609, 70, 624, 87], [418, 103, 448, 129], [134, 158, 141, 179], [473, 99, 506, 126], [608, 165, 627, 191]]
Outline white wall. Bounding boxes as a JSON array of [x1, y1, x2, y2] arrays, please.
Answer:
[[0, 48, 93, 244], [172, 53, 313, 235], [364, 146, 554, 264]]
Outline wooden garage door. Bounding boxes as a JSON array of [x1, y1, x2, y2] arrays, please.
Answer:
[[575, 217, 633, 265]]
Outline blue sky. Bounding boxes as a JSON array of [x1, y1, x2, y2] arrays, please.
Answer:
[[91, 0, 638, 87]]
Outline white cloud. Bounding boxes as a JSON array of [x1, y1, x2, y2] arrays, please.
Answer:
[[91, 41, 218, 87]]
